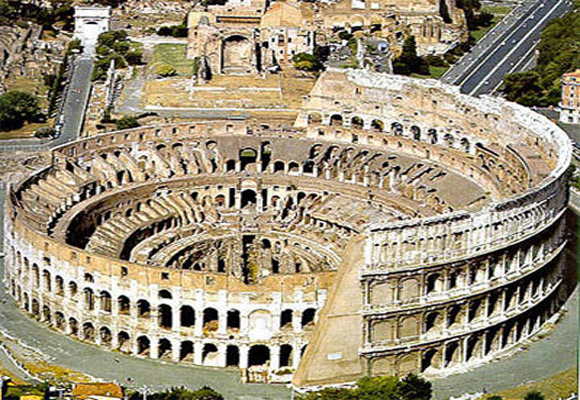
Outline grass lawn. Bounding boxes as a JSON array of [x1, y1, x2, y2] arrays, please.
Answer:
[[149, 43, 195, 76], [471, 5, 514, 43], [411, 65, 450, 80], [0, 122, 50, 140], [485, 368, 578, 400]]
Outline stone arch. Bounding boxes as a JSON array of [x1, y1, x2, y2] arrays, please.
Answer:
[[181, 305, 196, 327], [100, 326, 112, 346], [202, 343, 219, 366], [55, 312, 65, 330], [227, 309, 241, 331], [137, 335, 150, 355], [221, 34, 254, 74], [159, 304, 173, 329], [204, 308, 219, 331], [249, 345, 270, 367], [226, 345, 240, 367], [371, 119, 384, 132], [280, 344, 293, 367], [351, 116, 364, 129], [100, 291, 112, 312], [137, 299, 151, 317], [158, 338, 172, 359], [411, 125, 421, 140], [117, 331, 130, 352], [241, 189, 257, 209], [118, 295, 130, 315], [82, 322, 95, 342], [330, 114, 343, 127], [301, 308, 316, 328], [400, 278, 420, 301], [180, 340, 194, 362], [69, 317, 79, 336]]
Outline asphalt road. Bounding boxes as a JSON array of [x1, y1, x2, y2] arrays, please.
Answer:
[[443, 0, 571, 96], [0, 56, 94, 153]]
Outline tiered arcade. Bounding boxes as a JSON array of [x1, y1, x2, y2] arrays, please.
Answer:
[[3, 70, 572, 388]]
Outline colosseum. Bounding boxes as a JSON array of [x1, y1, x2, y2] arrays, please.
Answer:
[[2, 69, 573, 389]]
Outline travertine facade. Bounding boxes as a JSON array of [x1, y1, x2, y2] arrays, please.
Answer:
[[3, 70, 572, 388]]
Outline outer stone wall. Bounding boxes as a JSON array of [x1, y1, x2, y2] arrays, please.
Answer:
[[3, 71, 573, 388]]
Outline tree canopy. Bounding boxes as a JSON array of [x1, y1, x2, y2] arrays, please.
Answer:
[[393, 36, 429, 76], [128, 387, 223, 400], [297, 374, 432, 400], [0, 91, 43, 131]]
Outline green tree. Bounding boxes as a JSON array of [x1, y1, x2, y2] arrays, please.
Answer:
[[154, 64, 177, 77], [501, 5, 580, 106], [487, 396, 503, 400], [293, 53, 323, 71], [0, 91, 42, 131], [116, 116, 140, 130], [398, 374, 432, 400], [524, 391, 545, 400], [393, 35, 429, 76]]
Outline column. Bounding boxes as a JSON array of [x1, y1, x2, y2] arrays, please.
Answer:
[[270, 345, 280, 370]]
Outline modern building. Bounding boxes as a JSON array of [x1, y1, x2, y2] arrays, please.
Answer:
[[560, 69, 580, 124]]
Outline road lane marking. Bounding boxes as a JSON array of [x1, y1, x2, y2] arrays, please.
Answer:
[[451, 0, 550, 86], [468, 0, 566, 95]]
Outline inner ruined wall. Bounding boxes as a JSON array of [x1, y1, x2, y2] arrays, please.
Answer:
[[4, 73, 572, 388]]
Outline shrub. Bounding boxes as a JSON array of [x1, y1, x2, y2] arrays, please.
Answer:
[[154, 64, 177, 77], [115, 116, 140, 130]]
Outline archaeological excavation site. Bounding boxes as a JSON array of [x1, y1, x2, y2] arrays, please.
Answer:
[[2, 69, 574, 389]]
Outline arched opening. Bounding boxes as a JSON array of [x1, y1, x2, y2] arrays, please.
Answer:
[[226, 159, 236, 172], [371, 119, 384, 132], [241, 189, 257, 209], [117, 331, 130, 352], [181, 305, 196, 327], [159, 304, 173, 329], [69, 318, 79, 336], [411, 125, 421, 140], [137, 336, 150, 356], [55, 312, 65, 330], [273, 161, 285, 173], [204, 308, 219, 331], [158, 289, 172, 299], [100, 327, 112, 346], [428, 129, 438, 144], [84, 288, 95, 311], [248, 345, 270, 367], [42, 305, 51, 322], [391, 122, 403, 136], [280, 344, 293, 367], [158, 338, 172, 359], [301, 308, 316, 328], [137, 299, 151, 317], [202, 343, 219, 366], [240, 148, 257, 170], [280, 309, 293, 329], [55, 276, 64, 296], [351, 116, 364, 129], [82, 322, 95, 342], [69, 281, 78, 298], [118, 295, 130, 315], [330, 114, 343, 127], [100, 291, 112, 313], [226, 345, 240, 367], [227, 309, 240, 331], [174, 341, 192, 363]]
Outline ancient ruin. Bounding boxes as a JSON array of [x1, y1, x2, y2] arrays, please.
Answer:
[[3, 69, 572, 388], [186, 0, 467, 76]]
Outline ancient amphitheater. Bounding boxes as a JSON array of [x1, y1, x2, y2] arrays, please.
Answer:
[[3, 69, 573, 389]]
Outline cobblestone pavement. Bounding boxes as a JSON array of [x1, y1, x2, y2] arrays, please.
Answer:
[[0, 184, 577, 398]]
